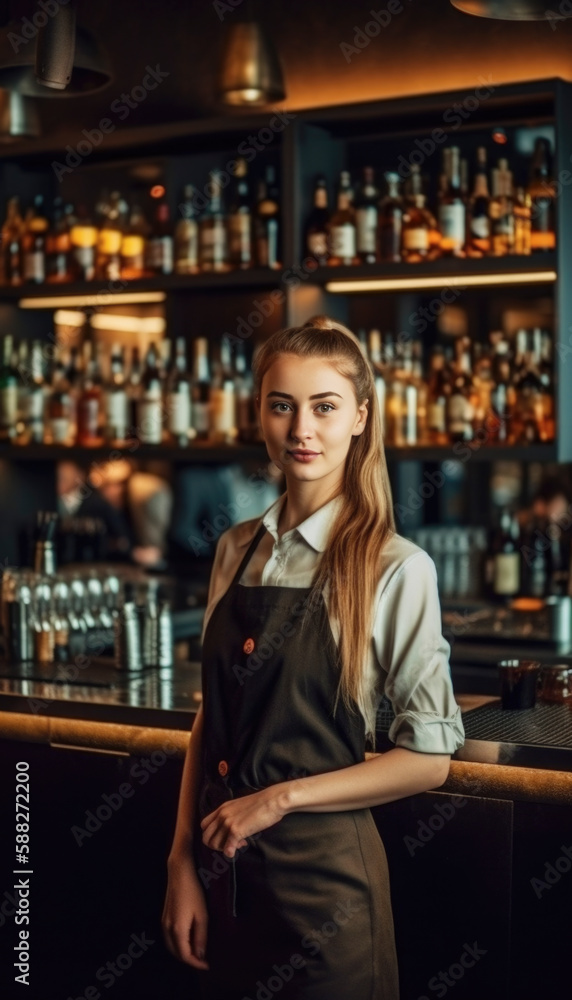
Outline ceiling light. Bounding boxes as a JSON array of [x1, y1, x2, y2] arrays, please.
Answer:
[[0, 23, 112, 97], [35, 0, 76, 90], [450, 0, 572, 18], [216, 22, 285, 106]]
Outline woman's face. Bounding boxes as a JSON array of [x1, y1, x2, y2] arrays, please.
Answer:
[[257, 353, 368, 486]]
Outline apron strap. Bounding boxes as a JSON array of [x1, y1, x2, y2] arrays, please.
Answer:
[[228, 520, 267, 589]]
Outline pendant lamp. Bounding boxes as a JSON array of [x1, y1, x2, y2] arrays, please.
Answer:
[[216, 21, 285, 106], [0, 88, 39, 140], [451, 0, 572, 18], [0, 21, 112, 96]]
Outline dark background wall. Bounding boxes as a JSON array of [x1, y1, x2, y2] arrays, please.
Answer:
[[5, 0, 572, 141]]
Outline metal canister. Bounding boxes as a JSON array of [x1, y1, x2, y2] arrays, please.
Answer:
[[158, 599, 173, 668], [114, 600, 142, 672]]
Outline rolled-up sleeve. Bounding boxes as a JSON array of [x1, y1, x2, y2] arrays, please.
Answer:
[[374, 550, 465, 754]]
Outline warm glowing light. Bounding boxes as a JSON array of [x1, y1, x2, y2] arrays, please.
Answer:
[[325, 271, 557, 293], [20, 292, 167, 308], [150, 185, 166, 198], [492, 128, 508, 144], [90, 313, 166, 334], [53, 309, 87, 327]]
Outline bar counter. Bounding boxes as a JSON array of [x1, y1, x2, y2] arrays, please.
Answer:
[[1, 659, 570, 999]]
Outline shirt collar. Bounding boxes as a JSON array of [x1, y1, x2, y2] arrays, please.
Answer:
[[259, 491, 344, 553]]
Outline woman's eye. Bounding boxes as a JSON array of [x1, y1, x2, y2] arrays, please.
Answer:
[[270, 402, 335, 414]]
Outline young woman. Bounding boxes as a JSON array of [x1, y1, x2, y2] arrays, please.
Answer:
[[162, 321, 465, 1000]]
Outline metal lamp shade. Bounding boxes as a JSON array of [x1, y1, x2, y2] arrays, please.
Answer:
[[451, 0, 572, 17], [0, 24, 112, 96], [216, 22, 285, 106], [0, 89, 40, 140]]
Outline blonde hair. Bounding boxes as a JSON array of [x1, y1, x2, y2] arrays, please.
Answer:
[[253, 323, 395, 745]]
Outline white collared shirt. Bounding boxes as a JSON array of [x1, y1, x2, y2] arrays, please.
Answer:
[[201, 491, 465, 755]]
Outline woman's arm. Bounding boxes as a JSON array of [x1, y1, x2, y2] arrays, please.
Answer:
[[276, 746, 450, 814], [167, 702, 204, 859]]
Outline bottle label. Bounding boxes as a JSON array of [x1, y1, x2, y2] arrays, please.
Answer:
[[23, 252, 45, 282], [356, 206, 378, 254], [0, 385, 18, 427], [307, 231, 328, 259], [447, 393, 472, 435], [98, 229, 122, 255], [167, 390, 191, 436], [73, 245, 95, 277], [105, 390, 128, 432], [439, 204, 465, 248], [429, 399, 446, 432], [211, 387, 235, 434], [147, 236, 174, 273], [26, 389, 44, 421], [192, 400, 210, 434], [121, 235, 145, 259], [50, 417, 70, 444], [138, 398, 163, 443], [329, 223, 356, 260], [199, 223, 227, 266], [470, 215, 490, 239], [70, 225, 97, 248], [403, 227, 429, 251], [227, 214, 251, 263], [493, 552, 520, 595]]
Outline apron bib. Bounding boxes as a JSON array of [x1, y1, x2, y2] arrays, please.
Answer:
[[192, 521, 400, 1000]]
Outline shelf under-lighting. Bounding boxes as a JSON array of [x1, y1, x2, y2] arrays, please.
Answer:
[[18, 291, 167, 308], [325, 271, 557, 293]]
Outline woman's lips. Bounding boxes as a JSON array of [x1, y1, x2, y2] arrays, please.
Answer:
[[287, 450, 321, 462]]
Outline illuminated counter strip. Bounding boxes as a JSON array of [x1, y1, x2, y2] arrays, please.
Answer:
[[2, 695, 572, 806]]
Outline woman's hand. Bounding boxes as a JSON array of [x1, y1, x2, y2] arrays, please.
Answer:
[[200, 784, 289, 858], [162, 849, 210, 971]]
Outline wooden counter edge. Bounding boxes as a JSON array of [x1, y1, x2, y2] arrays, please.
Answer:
[[1, 709, 571, 807]]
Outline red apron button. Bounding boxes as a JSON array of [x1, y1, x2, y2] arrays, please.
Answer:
[[218, 760, 228, 776], [243, 637, 255, 654]]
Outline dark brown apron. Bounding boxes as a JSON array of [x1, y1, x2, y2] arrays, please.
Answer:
[[192, 520, 400, 1000]]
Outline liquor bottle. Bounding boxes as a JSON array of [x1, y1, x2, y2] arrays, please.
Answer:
[[174, 185, 200, 275], [46, 354, 73, 445], [0, 334, 18, 441], [305, 176, 330, 265], [491, 509, 521, 599], [426, 345, 449, 446], [537, 329, 555, 441], [438, 147, 466, 257], [147, 198, 174, 275], [22, 194, 48, 284], [367, 329, 386, 434], [227, 159, 252, 270], [46, 197, 72, 283], [466, 147, 491, 257], [254, 165, 280, 269], [1, 197, 24, 286], [121, 203, 149, 280], [64, 344, 81, 442], [489, 339, 513, 443], [96, 191, 123, 282], [378, 172, 402, 262], [166, 337, 192, 446], [104, 344, 128, 445], [137, 343, 164, 444], [126, 346, 142, 434], [446, 340, 475, 443], [24, 340, 47, 444], [401, 166, 431, 263], [199, 169, 229, 273], [234, 341, 256, 443], [211, 334, 236, 443], [489, 159, 515, 257], [412, 340, 428, 444], [327, 170, 356, 266], [70, 205, 97, 281], [191, 337, 212, 440], [400, 340, 418, 445], [354, 166, 378, 264], [513, 187, 532, 255], [527, 138, 555, 252], [76, 339, 103, 447]]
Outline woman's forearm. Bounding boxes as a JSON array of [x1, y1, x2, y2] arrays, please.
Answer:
[[277, 747, 451, 814], [168, 703, 205, 858]]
